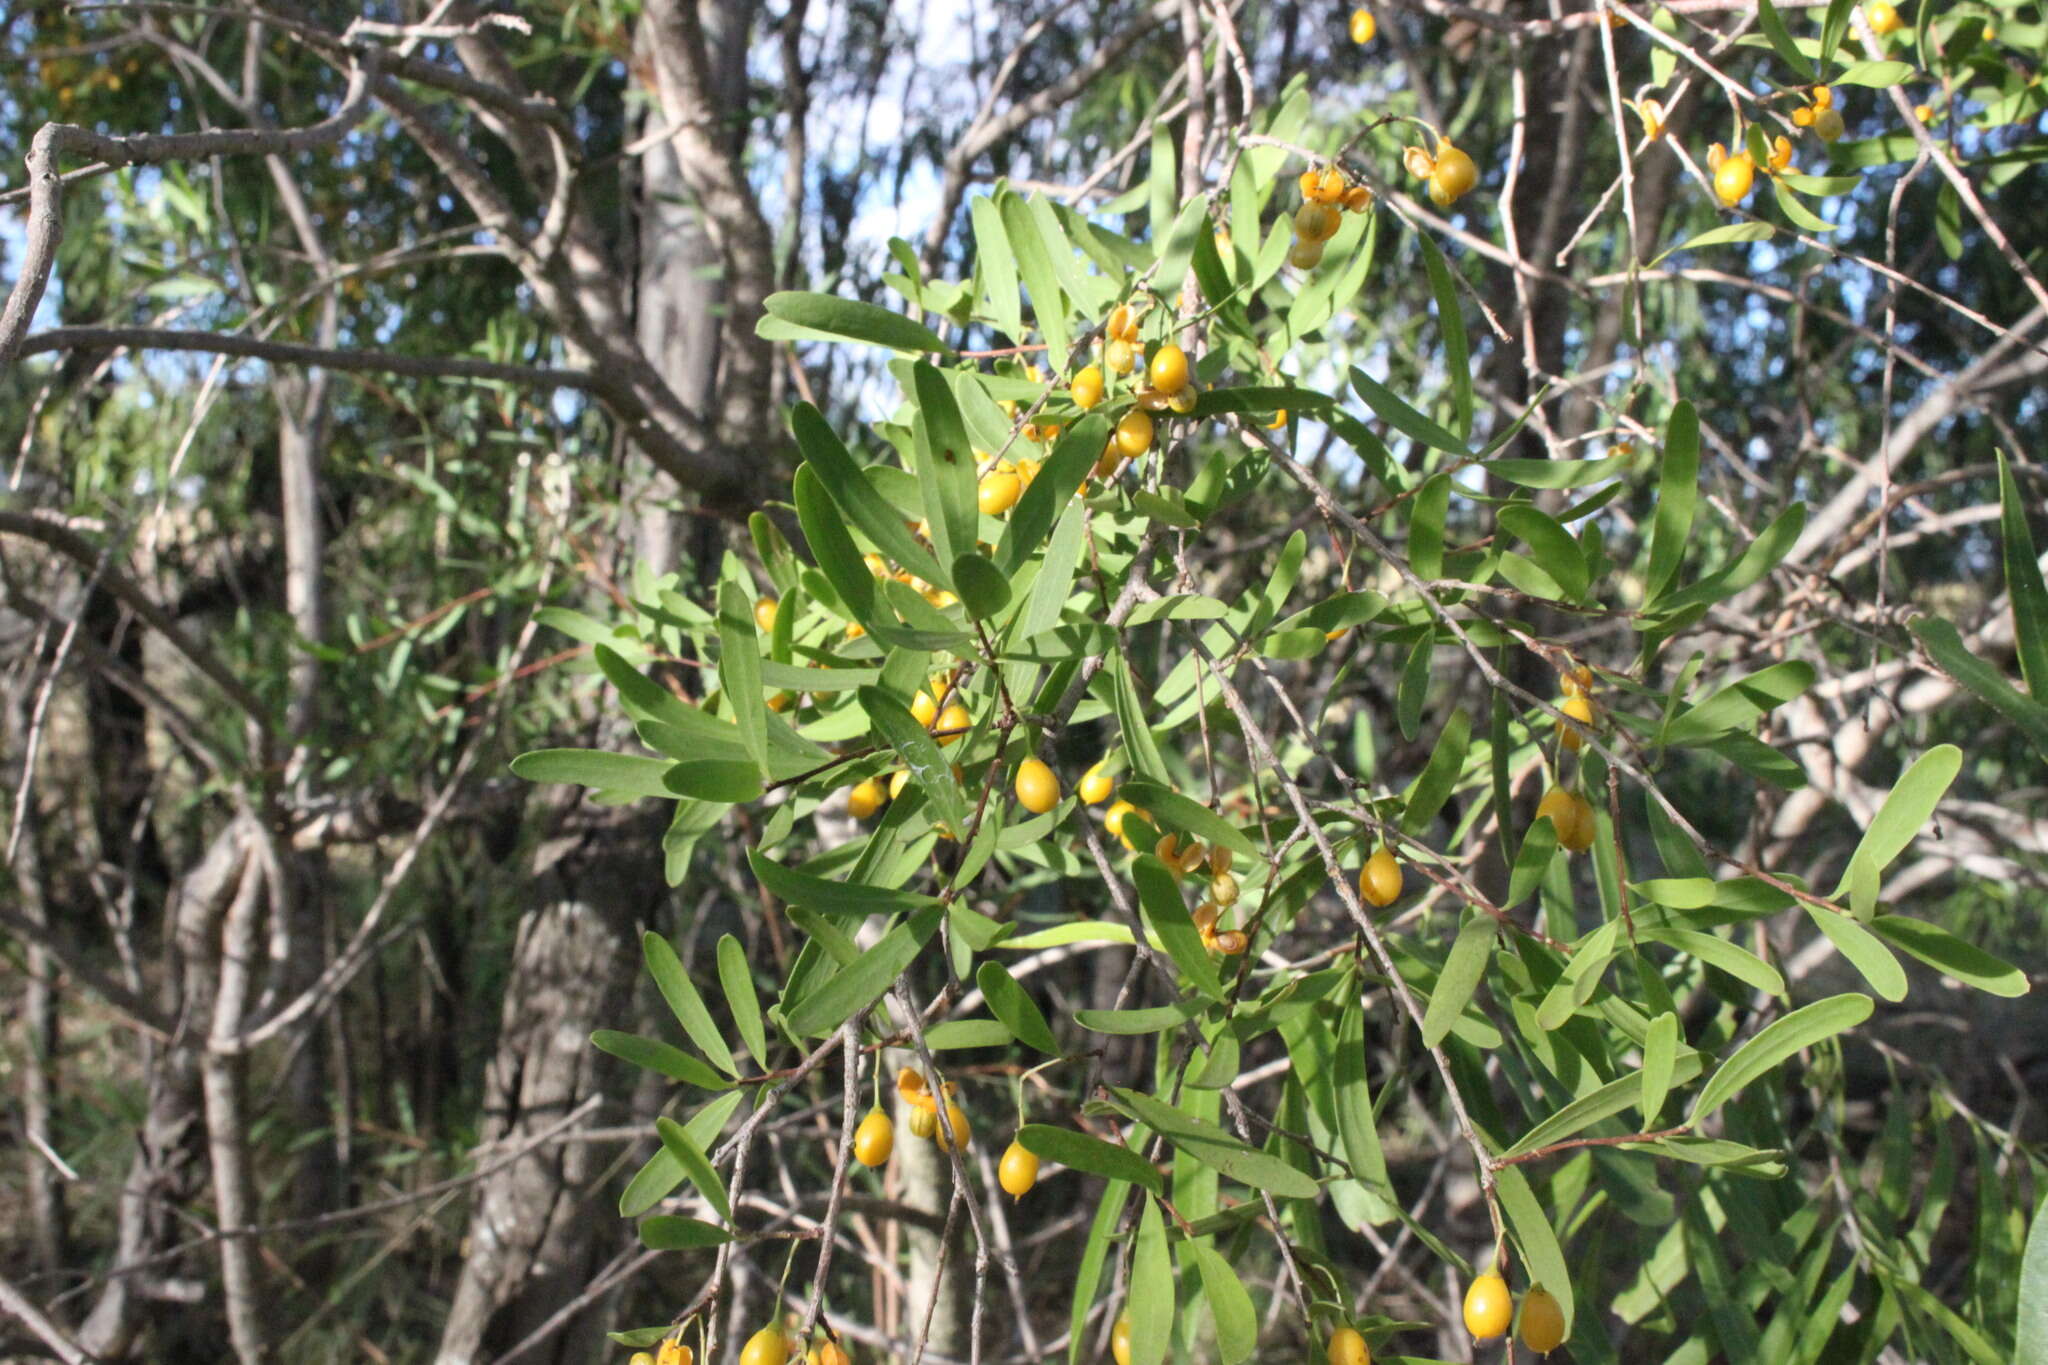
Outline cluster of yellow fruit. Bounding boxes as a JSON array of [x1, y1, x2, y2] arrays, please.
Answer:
[[628, 1339, 693, 1365], [1402, 140, 1480, 209], [844, 676, 973, 818], [853, 1074, 1043, 1198], [1071, 305, 1199, 481], [1348, 6, 1376, 43], [1556, 665, 1598, 754], [978, 452, 1044, 516], [1706, 141, 1756, 208], [1464, 1273, 1567, 1353], [1290, 165, 1373, 269], [734, 1326, 849, 1365], [1789, 83, 1845, 142], [894, 1068, 971, 1151]]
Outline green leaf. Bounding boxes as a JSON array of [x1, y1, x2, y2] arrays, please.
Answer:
[[590, 1030, 732, 1090], [912, 362, 978, 571], [1482, 455, 1628, 489], [1832, 59, 1916, 84], [782, 904, 944, 1036], [1910, 616, 2048, 763], [1691, 993, 1872, 1121], [636, 1215, 733, 1249], [1642, 928, 1786, 996], [1075, 1001, 1205, 1034], [1153, 194, 1213, 307], [716, 935, 767, 1065], [1496, 1165, 1575, 1331], [1410, 473, 1450, 581], [1772, 178, 1837, 233], [1417, 232, 1473, 439], [1663, 661, 1817, 748], [641, 934, 740, 1078], [999, 416, 1105, 574], [977, 961, 1060, 1055], [759, 291, 950, 353], [1130, 1197, 1174, 1365], [510, 749, 677, 800], [790, 406, 947, 589], [1641, 1011, 1679, 1125], [1498, 505, 1590, 600], [661, 760, 764, 803], [1117, 782, 1257, 859], [2017, 1188, 2048, 1363], [749, 849, 942, 918], [1506, 816, 1561, 908], [1421, 914, 1496, 1048], [1819, 0, 1858, 69], [1651, 222, 1776, 266], [1019, 1124, 1163, 1195], [1803, 904, 1907, 1001], [1401, 708, 1471, 837], [1999, 452, 2048, 699], [1023, 502, 1089, 639], [1658, 502, 1806, 612], [1872, 915, 2031, 997], [951, 551, 1013, 620], [1833, 744, 1961, 918], [924, 1019, 1019, 1049], [618, 1091, 746, 1217], [970, 196, 1023, 341], [1758, 0, 1815, 78], [1645, 400, 1700, 604], [1350, 367, 1466, 454], [654, 1116, 730, 1221], [1069, 1183, 1133, 1365], [715, 576, 769, 774], [1133, 856, 1226, 1003], [1001, 192, 1069, 366], [1186, 1242, 1257, 1365], [794, 464, 876, 628], [1396, 635, 1431, 743], [859, 684, 970, 836], [1335, 1000, 1392, 1190], [1005, 920, 1138, 952], [1109, 1087, 1322, 1199]]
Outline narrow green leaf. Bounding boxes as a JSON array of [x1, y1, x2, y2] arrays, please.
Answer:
[[999, 416, 1104, 574], [1663, 660, 1816, 748], [1019, 1124, 1162, 1195], [748, 849, 942, 918], [1758, 0, 1815, 78], [1691, 993, 1873, 1121], [790, 405, 947, 587], [1641, 1011, 1679, 1125], [794, 464, 875, 627], [1118, 782, 1257, 859], [1642, 928, 1786, 996], [511, 749, 676, 800], [1910, 616, 2048, 763], [1410, 473, 1450, 580], [1658, 503, 1807, 612], [654, 1116, 730, 1221], [1134, 856, 1226, 1002], [1075, 1001, 1205, 1034], [1506, 816, 1561, 908], [1832, 59, 1915, 85], [913, 362, 978, 570], [1334, 1000, 1392, 1190], [2017, 1188, 2048, 1363], [1496, 1165, 1575, 1331], [759, 291, 949, 353], [1498, 504, 1590, 600], [977, 961, 1060, 1055], [1645, 401, 1699, 603], [1421, 914, 1497, 1048], [1999, 452, 2048, 698], [641, 934, 739, 1078], [1505, 1043, 1709, 1158], [1109, 1087, 1322, 1199], [1833, 744, 1961, 918], [1401, 707, 1471, 836], [1152, 195, 1213, 310], [782, 904, 945, 1036], [591, 1030, 732, 1090], [1189, 1242, 1259, 1365], [716, 576, 769, 773], [1396, 634, 1431, 742], [859, 685, 970, 836], [1350, 366, 1466, 453], [636, 1215, 732, 1249], [1418, 232, 1473, 439], [1803, 904, 1908, 1001], [971, 196, 1023, 341], [1819, 0, 1858, 69], [1650, 222, 1776, 267], [1069, 1183, 1133, 1365], [716, 935, 767, 1065], [1772, 178, 1837, 233], [951, 551, 1013, 620], [1131, 1197, 1174, 1365], [1023, 502, 1088, 639], [1001, 192, 1069, 366], [661, 760, 764, 803], [1872, 915, 2031, 997], [925, 1019, 1019, 1049]]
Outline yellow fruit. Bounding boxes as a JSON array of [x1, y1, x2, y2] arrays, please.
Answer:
[[1104, 799, 1137, 839], [807, 1343, 851, 1365], [1769, 134, 1794, 171], [1564, 792, 1597, 853], [1813, 107, 1845, 142], [1094, 441, 1125, 481], [1360, 846, 1403, 908], [863, 552, 889, 578], [1112, 1314, 1133, 1365], [1288, 238, 1327, 270], [1209, 845, 1233, 875], [1107, 304, 1136, 341], [934, 1101, 971, 1152], [912, 689, 939, 728], [656, 1344, 692, 1365], [1464, 1273, 1513, 1340], [1148, 343, 1190, 395], [1537, 786, 1580, 848], [1714, 151, 1756, 207], [1636, 97, 1667, 140], [1812, 83, 1834, 110], [1866, 0, 1902, 33], [1115, 409, 1155, 458], [1404, 145, 1437, 179], [1520, 1287, 1567, 1354], [845, 621, 865, 639], [889, 769, 911, 800], [1078, 762, 1114, 805], [936, 703, 971, 744], [1562, 664, 1595, 696], [1343, 185, 1374, 212], [1015, 757, 1060, 814], [754, 597, 779, 632], [1429, 144, 1479, 205], [854, 1107, 894, 1167], [1792, 105, 1815, 127], [1265, 409, 1289, 429], [1559, 693, 1596, 751], [1136, 386, 1173, 412], [1105, 337, 1135, 374], [1297, 167, 1323, 201], [1166, 387, 1198, 415], [979, 468, 1022, 516], [1349, 7, 1377, 42], [998, 1139, 1040, 1197], [1914, 103, 1934, 122], [907, 1105, 938, 1140], [1981, 22, 1996, 40], [633, 1353, 657, 1365], [1211, 871, 1240, 907], [848, 778, 885, 820], [1016, 457, 1041, 486], [742, 1328, 791, 1365], [1073, 364, 1105, 410], [1327, 1325, 1372, 1365], [1314, 166, 1349, 203], [1211, 929, 1248, 955], [1295, 202, 1343, 243]]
